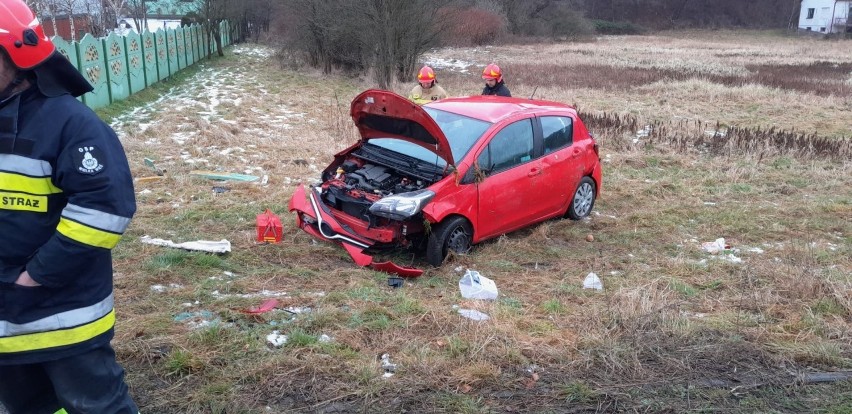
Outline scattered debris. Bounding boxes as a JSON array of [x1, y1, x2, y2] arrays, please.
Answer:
[[213, 290, 279, 298], [387, 276, 403, 288], [266, 331, 288, 348], [457, 308, 490, 321], [212, 186, 230, 194], [583, 272, 603, 290], [136, 176, 165, 184], [585, 234, 595, 242], [459, 269, 498, 300], [260, 175, 269, 185], [144, 157, 165, 175], [189, 170, 260, 182], [702, 238, 731, 254], [256, 209, 283, 243], [283, 306, 312, 315], [174, 310, 222, 329], [238, 298, 279, 314], [718, 253, 743, 263], [150, 283, 183, 292], [633, 125, 652, 143], [140, 236, 231, 253], [380, 353, 397, 378], [318, 334, 332, 343]]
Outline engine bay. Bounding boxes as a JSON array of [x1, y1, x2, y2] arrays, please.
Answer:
[[318, 157, 432, 223]]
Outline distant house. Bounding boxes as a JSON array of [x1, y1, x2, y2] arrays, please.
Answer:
[[39, 0, 104, 40], [138, 0, 199, 31], [42, 14, 97, 40], [799, 0, 852, 34]]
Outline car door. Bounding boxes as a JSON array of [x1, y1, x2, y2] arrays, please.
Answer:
[[536, 115, 585, 217], [474, 118, 549, 239]]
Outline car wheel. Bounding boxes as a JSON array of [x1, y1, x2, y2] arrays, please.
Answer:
[[566, 176, 596, 220], [426, 216, 473, 266]]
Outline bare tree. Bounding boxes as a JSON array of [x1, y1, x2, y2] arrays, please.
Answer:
[[54, 0, 79, 40], [284, 0, 445, 89], [196, 0, 229, 57], [82, 0, 108, 37], [126, 0, 147, 32], [102, 0, 129, 34], [27, 0, 61, 39]]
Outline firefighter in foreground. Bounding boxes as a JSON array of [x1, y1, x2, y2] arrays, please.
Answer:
[[0, 0, 138, 412], [408, 65, 448, 105], [481, 63, 511, 97]]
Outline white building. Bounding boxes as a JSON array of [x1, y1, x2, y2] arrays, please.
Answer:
[[799, 0, 852, 34]]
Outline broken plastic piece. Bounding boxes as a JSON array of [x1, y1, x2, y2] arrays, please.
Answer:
[[144, 158, 165, 175], [190, 170, 259, 182], [702, 238, 730, 254], [267, 331, 288, 348], [458, 308, 490, 321], [239, 298, 279, 314]]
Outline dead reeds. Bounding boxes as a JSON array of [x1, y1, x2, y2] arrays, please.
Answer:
[[581, 110, 852, 161]]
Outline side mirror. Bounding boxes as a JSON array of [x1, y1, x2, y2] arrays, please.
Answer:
[[462, 164, 490, 184]]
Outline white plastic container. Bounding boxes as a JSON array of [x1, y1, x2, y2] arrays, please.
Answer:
[[459, 269, 498, 300]]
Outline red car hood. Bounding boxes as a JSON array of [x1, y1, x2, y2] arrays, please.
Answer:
[[350, 89, 454, 166]]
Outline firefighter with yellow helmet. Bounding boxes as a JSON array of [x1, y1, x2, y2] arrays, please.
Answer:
[[0, 0, 138, 412], [408, 65, 448, 105]]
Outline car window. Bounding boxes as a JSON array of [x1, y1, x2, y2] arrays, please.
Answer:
[[424, 108, 492, 162], [541, 116, 573, 154], [476, 119, 535, 175]]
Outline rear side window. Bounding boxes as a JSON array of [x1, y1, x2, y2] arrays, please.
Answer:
[[541, 116, 573, 154], [476, 119, 534, 174]]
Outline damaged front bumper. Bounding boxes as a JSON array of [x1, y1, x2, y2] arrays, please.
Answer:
[[288, 185, 423, 277]]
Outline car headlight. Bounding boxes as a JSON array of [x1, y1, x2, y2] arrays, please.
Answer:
[[369, 189, 435, 220]]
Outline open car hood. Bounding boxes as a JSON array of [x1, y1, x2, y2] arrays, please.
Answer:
[[351, 89, 454, 166]]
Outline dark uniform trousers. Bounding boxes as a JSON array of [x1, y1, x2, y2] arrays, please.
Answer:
[[0, 344, 138, 414]]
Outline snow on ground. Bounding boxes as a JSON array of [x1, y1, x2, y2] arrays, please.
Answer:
[[111, 44, 306, 140]]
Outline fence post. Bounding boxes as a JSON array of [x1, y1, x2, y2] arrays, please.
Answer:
[[77, 34, 110, 109]]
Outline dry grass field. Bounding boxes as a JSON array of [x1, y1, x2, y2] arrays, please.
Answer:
[[94, 31, 851, 413]]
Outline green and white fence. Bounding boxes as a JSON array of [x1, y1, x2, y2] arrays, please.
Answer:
[[51, 21, 236, 110]]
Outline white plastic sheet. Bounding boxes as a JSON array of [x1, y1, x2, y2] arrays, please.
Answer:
[[459, 269, 498, 300], [583, 272, 603, 290], [140, 235, 231, 253]]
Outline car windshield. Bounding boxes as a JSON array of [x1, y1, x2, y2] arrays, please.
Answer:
[[424, 107, 492, 162], [367, 108, 491, 167]]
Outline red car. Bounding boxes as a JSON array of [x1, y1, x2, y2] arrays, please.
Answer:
[[289, 90, 602, 276]]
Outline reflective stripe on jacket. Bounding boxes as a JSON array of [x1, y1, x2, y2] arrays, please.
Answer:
[[0, 86, 136, 364], [408, 84, 448, 105]]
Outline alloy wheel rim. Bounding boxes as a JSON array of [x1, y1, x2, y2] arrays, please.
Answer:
[[573, 183, 593, 216]]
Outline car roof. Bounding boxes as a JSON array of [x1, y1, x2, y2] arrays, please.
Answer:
[[425, 95, 577, 123]]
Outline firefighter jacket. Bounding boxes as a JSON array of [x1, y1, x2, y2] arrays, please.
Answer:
[[0, 86, 136, 365], [482, 81, 511, 97], [408, 83, 448, 105]]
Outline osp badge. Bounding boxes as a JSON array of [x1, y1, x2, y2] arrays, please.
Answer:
[[75, 146, 105, 175]]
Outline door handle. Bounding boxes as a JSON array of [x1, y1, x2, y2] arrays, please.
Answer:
[[527, 168, 541, 177]]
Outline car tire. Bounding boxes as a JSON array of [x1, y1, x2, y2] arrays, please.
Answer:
[[566, 176, 596, 220], [426, 216, 473, 267]]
